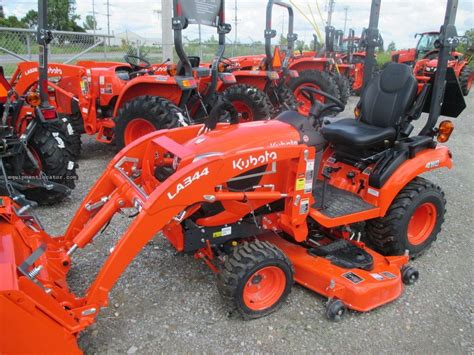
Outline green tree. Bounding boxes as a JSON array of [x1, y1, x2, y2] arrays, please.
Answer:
[[18, 0, 84, 31], [21, 10, 38, 28], [387, 41, 396, 52], [279, 34, 288, 46], [0, 15, 26, 28], [295, 39, 307, 53], [83, 15, 99, 31]]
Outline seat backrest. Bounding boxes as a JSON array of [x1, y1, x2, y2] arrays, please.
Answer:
[[360, 63, 418, 128]]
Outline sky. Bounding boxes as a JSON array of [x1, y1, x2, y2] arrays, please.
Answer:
[[1, 0, 473, 50]]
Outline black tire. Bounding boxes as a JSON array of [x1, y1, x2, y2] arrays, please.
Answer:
[[325, 299, 346, 322], [217, 240, 294, 319], [186, 92, 235, 124], [459, 66, 472, 96], [287, 70, 340, 115], [401, 266, 419, 285], [333, 73, 351, 105], [114, 95, 188, 150], [22, 124, 76, 205], [68, 112, 85, 134], [52, 116, 82, 159], [221, 84, 272, 122], [366, 177, 446, 258], [266, 83, 298, 114]]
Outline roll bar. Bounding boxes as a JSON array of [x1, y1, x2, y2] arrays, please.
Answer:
[[172, 0, 231, 99], [265, 0, 298, 71]]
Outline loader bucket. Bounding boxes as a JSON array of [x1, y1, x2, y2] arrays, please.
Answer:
[[0, 198, 82, 354]]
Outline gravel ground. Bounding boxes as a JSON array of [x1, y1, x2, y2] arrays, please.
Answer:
[[35, 94, 473, 354]]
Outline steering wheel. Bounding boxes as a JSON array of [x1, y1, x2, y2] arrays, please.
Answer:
[[124, 54, 151, 72], [300, 86, 345, 126]]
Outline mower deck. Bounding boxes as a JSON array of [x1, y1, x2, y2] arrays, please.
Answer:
[[259, 233, 408, 312]]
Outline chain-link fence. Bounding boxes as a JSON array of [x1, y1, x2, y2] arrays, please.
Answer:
[[0, 27, 268, 77]]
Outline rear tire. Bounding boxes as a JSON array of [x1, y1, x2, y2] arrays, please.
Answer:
[[114, 95, 187, 150], [53, 116, 82, 160], [287, 70, 340, 116], [221, 84, 272, 122], [23, 124, 76, 205], [217, 240, 293, 319], [459, 66, 472, 96], [266, 83, 298, 114], [366, 177, 446, 258], [333, 73, 351, 105]]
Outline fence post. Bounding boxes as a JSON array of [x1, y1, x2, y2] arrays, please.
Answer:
[[26, 33, 32, 60]]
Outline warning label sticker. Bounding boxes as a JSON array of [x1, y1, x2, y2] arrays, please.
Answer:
[[213, 226, 232, 238], [342, 272, 364, 284], [295, 178, 305, 191], [381, 271, 396, 279]]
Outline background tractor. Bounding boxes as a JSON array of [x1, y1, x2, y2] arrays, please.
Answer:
[[390, 31, 472, 95]]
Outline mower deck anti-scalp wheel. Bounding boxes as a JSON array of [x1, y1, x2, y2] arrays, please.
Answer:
[[287, 70, 340, 116], [114, 95, 187, 149], [366, 177, 446, 258], [217, 240, 294, 319], [325, 299, 347, 322], [459, 65, 472, 96], [221, 84, 273, 122], [401, 266, 419, 285]]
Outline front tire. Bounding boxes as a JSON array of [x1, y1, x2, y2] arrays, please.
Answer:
[[366, 177, 446, 258], [114, 95, 187, 150], [333, 73, 351, 105], [217, 240, 293, 319]]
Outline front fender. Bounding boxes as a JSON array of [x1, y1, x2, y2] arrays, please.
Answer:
[[378, 145, 452, 214]]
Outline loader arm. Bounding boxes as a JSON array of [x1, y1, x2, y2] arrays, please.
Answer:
[[1, 122, 308, 344]]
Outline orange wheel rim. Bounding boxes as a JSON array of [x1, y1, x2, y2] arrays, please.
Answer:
[[407, 202, 437, 245], [294, 83, 324, 115], [24, 146, 43, 176], [124, 118, 156, 145], [243, 266, 286, 311], [231, 100, 254, 122]]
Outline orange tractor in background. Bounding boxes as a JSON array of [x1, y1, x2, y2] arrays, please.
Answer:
[[10, 0, 279, 155], [0, 0, 467, 353], [390, 31, 472, 96]]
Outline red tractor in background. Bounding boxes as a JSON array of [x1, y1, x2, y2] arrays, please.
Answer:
[[390, 31, 472, 95], [335, 29, 366, 95], [10, 0, 276, 154]]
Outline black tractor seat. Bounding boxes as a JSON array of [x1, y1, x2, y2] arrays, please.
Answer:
[[321, 118, 396, 149], [321, 63, 418, 150]]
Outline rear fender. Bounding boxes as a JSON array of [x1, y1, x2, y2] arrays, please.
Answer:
[[287, 57, 328, 73], [378, 145, 452, 214], [233, 70, 275, 91], [112, 76, 196, 116]]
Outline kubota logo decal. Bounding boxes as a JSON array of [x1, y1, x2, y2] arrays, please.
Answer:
[[269, 139, 298, 147], [24, 66, 63, 76], [232, 151, 277, 171], [167, 167, 209, 200]]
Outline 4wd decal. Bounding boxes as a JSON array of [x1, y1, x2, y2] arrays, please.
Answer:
[[232, 151, 277, 171], [167, 167, 209, 200], [425, 160, 440, 169]]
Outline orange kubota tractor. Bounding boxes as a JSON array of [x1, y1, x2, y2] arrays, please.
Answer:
[[0, 0, 467, 353], [390, 31, 472, 96]]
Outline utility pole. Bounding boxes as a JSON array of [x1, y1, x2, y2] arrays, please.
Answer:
[[105, 0, 111, 46], [326, 0, 335, 27], [92, 0, 97, 37], [161, 0, 173, 62], [343, 7, 349, 35], [234, 0, 238, 45]]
